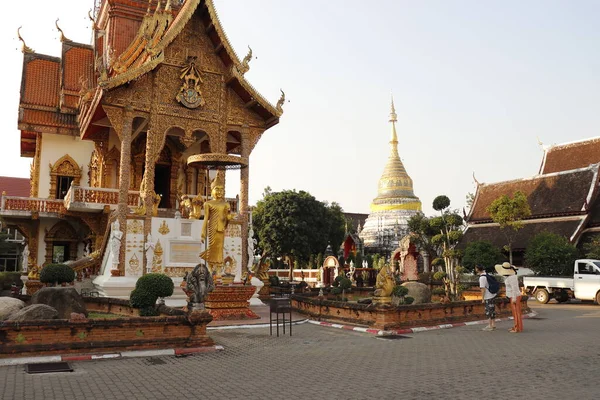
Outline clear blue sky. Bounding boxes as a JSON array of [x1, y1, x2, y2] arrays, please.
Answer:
[[1, 0, 599, 215]]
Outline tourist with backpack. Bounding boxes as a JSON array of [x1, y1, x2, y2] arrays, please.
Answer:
[[496, 262, 523, 333], [475, 265, 498, 331]]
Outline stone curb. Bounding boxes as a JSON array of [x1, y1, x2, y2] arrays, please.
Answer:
[[207, 319, 309, 330], [308, 311, 539, 336], [0, 345, 224, 367]]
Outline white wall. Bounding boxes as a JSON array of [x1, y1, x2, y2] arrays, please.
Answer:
[[39, 133, 95, 197]]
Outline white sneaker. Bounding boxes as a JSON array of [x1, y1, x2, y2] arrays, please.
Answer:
[[482, 326, 496, 331]]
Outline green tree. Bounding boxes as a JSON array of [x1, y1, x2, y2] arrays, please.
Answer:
[[462, 241, 504, 272], [252, 189, 344, 279], [326, 202, 347, 253], [582, 235, 600, 259], [431, 195, 464, 300], [407, 212, 438, 265], [486, 190, 531, 265], [525, 232, 577, 276], [315, 252, 324, 270]]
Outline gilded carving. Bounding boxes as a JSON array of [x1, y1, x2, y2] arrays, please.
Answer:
[[128, 253, 141, 275], [158, 220, 170, 235], [49, 155, 81, 199], [176, 57, 205, 109], [152, 240, 163, 273], [129, 219, 143, 234]]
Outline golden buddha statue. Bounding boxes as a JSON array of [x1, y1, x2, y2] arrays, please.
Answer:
[[199, 172, 235, 273]]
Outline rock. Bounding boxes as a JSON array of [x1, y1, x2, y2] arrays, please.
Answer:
[[70, 312, 87, 320], [30, 287, 88, 319], [357, 298, 373, 304], [0, 297, 26, 320], [8, 304, 58, 321], [401, 282, 432, 304]]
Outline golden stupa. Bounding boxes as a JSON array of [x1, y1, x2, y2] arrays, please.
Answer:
[[359, 98, 422, 251]]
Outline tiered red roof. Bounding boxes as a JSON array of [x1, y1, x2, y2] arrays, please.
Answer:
[[0, 177, 31, 197]]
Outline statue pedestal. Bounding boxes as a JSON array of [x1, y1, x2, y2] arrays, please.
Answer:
[[206, 284, 259, 320], [25, 280, 43, 296], [373, 296, 392, 305], [258, 280, 271, 302], [249, 277, 264, 306]]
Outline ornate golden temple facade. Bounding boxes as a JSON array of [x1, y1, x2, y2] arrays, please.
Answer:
[[2, 0, 283, 294], [359, 99, 421, 251]]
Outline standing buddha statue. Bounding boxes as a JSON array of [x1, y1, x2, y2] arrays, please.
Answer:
[[199, 172, 235, 274]]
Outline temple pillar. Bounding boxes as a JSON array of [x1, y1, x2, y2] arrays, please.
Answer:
[[239, 126, 250, 275], [117, 108, 133, 274]]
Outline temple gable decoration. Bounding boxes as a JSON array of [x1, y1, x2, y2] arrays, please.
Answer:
[[176, 57, 205, 109]]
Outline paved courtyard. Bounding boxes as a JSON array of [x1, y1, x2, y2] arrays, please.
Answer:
[[1, 302, 599, 400]]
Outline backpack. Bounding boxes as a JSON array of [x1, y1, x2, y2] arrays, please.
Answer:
[[485, 274, 500, 294]]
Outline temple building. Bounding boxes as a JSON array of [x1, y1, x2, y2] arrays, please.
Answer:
[[464, 136, 600, 266], [359, 100, 422, 255], [1, 0, 284, 297]]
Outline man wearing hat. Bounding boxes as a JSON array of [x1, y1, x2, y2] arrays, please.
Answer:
[[495, 262, 523, 333]]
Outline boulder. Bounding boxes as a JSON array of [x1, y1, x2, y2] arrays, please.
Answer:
[[0, 297, 26, 320], [30, 287, 88, 319], [401, 282, 432, 304], [8, 304, 58, 321]]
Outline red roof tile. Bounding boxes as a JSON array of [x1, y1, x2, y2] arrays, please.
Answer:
[[541, 137, 600, 174], [22, 58, 60, 107], [0, 177, 31, 197], [469, 166, 598, 222]]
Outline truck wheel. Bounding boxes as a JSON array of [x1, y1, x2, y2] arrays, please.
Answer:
[[555, 291, 569, 303], [596, 291, 600, 305], [535, 289, 550, 304]]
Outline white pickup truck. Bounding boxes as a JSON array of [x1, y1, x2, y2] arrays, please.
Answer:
[[523, 259, 600, 304]]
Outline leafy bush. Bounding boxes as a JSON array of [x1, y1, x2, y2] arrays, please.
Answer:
[[392, 285, 409, 298], [0, 272, 23, 290], [269, 275, 280, 287], [39, 264, 75, 285], [130, 288, 158, 309], [404, 296, 414, 305], [139, 306, 160, 317], [130, 273, 174, 313], [462, 241, 504, 272], [432, 271, 446, 281], [331, 275, 352, 297], [135, 273, 174, 297], [525, 232, 578, 276]]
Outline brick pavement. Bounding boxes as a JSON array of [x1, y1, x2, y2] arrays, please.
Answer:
[[1, 302, 599, 400]]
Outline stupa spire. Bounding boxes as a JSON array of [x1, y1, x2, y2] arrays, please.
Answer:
[[389, 96, 399, 156]]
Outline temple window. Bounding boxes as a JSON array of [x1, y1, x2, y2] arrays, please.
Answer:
[[48, 155, 81, 199], [56, 176, 74, 199]]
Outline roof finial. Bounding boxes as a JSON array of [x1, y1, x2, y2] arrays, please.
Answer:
[[155, 0, 162, 14], [276, 89, 286, 114], [165, 0, 172, 12], [55, 19, 69, 42], [472, 171, 480, 186], [536, 136, 544, 151], [88, 9, 98, 31], [239, 45, 253, 74], [146, 0, 153, 15], [17, 27, 34, 53]]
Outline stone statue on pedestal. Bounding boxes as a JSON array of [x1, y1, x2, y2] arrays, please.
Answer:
[[184, 263, 215, 309], [22, 245, 29, 273], [110, 220, 123, 271]]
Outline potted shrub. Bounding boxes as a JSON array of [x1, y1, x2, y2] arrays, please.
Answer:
[[39, 264, 75, 287]]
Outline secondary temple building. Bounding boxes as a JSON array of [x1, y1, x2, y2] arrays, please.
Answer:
[[464, 136, 600, 266], [359, 100, 422, 255], [1, 0, 284, 297]]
